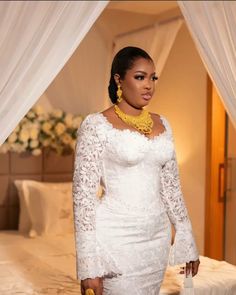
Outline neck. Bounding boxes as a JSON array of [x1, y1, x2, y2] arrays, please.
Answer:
[[116, 100, 143, 116]]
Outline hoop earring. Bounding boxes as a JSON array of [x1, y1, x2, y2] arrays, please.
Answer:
[[116, 85, 122, 103]]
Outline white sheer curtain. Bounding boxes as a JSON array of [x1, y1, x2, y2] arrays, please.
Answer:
[[0, 1, 108, 145], [178, 1, 236, 128], [113, 17, 183, 76]]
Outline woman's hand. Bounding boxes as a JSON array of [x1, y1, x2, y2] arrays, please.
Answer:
[[81, 277, 103, 295], [180, 258, 200, 277], [185, 258, 200, 277]]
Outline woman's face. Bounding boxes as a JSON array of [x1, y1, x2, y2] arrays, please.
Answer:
[[117, 57, 157, 108]]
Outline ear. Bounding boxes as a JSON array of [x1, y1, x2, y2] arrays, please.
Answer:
[[114, 74, 121, 86]]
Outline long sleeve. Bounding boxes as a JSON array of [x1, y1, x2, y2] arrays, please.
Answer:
[[72, 115, 121, 281], [160, 130, 199, 266]]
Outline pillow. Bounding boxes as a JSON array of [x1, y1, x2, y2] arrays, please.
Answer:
[[14, 180, 31, 233], [27, 183, 74, 237], [14, 180, 73, 235]]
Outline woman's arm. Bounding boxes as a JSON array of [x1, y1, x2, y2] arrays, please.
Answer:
[[159, 122, 199, 274], [72, 114, 121, 282], [73, 115, 105, 281]]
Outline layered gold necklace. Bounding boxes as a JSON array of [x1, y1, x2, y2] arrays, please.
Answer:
[[114, 104, 153, 135]]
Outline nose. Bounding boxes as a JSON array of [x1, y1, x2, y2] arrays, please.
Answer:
[[144, 79, 152, 90]]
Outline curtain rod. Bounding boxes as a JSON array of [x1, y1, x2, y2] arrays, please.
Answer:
[[114, 15, 184, 40]]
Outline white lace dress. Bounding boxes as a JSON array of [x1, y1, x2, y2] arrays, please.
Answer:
[[72, 112, 199, 295]]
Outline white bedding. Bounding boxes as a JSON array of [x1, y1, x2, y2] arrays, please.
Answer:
[[0, 230, 79, 294], [0, 230, 236, 295]]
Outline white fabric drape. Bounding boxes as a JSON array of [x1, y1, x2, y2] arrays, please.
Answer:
[[178, 1, 236, 128], [0, 1, 108, 145], [40, 24, 112, 116], [113, 18, 183, 77]]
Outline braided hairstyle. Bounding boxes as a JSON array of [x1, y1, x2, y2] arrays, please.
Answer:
[[108, 46, 153, 104]]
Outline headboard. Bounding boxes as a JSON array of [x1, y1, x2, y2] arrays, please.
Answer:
[[0, 150, 74, 230]]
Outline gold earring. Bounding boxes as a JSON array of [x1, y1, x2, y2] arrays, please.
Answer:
[[117, 85, 122, 103]]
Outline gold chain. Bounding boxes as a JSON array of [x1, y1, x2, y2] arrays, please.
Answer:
[[114, 105, 153, 135]]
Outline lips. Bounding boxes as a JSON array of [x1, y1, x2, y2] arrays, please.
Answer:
[[142, 93, 152, 100]]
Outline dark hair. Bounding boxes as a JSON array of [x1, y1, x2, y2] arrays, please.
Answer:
[[108, 46, 153, 104]]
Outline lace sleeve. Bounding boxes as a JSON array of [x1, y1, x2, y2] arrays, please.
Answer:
[[72, 115, 121, 280], [160, 125, 199, 266]]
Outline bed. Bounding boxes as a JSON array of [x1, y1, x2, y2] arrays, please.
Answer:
[[0, 231, 80, 294], [0, 230, 236, 295], [0, 179, 235, 294]]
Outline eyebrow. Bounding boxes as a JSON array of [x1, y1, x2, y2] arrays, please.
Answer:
[[134, 71, 156, 75]]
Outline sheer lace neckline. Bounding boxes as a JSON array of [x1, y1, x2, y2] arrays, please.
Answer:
[[97, 112, 168, 142]]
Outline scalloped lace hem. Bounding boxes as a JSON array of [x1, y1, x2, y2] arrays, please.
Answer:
[[168, 230, 199, 266], [76, 237, 123, 281]]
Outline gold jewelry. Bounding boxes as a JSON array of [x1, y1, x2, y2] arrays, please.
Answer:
[[85, 288, 95, 295], [114, 104, 153, 135], [116, 85, 122, 103]]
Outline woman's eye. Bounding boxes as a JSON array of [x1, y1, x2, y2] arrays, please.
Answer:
[[134, 75, 158, 81], [134, 75, 145, 80], [152, 76, 158, 81]]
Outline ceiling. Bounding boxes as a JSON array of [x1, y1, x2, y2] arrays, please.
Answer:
[[107, 1, 178, 16]]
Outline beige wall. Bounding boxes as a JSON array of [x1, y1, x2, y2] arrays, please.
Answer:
[[148, 23, 207, 254], [40, 25, 110, 116]]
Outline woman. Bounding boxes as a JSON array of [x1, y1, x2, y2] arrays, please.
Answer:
[[72, 46, 200, 295]]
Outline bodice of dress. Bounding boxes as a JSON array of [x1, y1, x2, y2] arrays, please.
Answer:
[[72, 112, 199, 280], [99, 114, 174, 215]]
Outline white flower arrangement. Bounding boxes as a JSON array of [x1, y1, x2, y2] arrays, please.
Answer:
[[0, 105, 83, 156]]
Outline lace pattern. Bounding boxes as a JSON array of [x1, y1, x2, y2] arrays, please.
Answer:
[[73, 115, 122, 280], [72, 112, 199, 286], [160, 150, 199, 265]]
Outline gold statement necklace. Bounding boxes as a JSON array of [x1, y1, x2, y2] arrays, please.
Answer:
[[114, 104, 153, 135]]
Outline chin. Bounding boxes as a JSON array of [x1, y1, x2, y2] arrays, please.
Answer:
[[140, 100, 150, 108], [133, 99, 150, 109]]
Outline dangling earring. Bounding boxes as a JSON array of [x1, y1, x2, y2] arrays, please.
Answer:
[[117, 85, 122, 103]]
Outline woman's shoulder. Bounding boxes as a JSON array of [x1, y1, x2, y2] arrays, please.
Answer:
[[81, 106, 113, 125], [80, 112, 105, 127], [150, 112, 166, 121], [78, 111, 110, 142], [149, 112, 172, 133]]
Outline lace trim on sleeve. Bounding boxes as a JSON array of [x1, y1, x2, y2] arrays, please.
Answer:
[[75, 232, 122, 280], [73, 114, 122, 280], [160, 122, 199, 265]]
